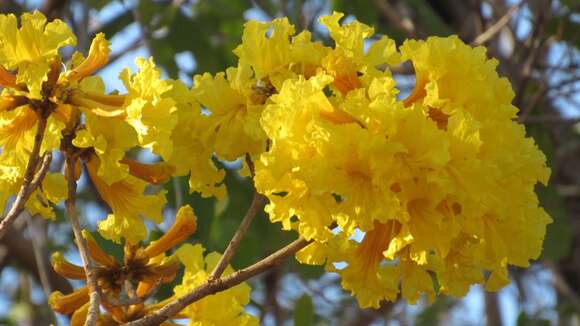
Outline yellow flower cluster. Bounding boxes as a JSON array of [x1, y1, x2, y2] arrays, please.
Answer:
[[49, 205, 256, 325], [0, 9, 551, 312], [0, 12, 226, 244], [223, 12, 548, 307]]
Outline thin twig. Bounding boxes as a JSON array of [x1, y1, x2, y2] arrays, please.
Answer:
[[209, 154, 265, 280], [124, 238, 311, 326], [514, 0, 548, 113], [24, 212, 59, 326], [0, 117, 49, 240], [472, 1, 523, 45], [374, 0, 418, 38], [544, 262, 580, 312], [209, 192, 266, 280], [64, 153, 101, 326]]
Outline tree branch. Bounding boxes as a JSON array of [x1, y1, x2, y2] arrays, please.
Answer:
[[124, 238, 311, 326], [64, 152, 100, 326], [374, 0, 419, 38], [472, 1, 523, 45], [0, 117, 50, 240], [209, 192, 266, 280], [24, 212, 59, 325]]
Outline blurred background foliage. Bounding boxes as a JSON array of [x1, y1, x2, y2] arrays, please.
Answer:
[[0, 0, 578, 325]]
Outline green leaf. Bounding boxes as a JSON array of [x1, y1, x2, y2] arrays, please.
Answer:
[[546, 14, 580, 49], [538, 183, 571, 260], [89, 0, 113, 10], [92, 10, 134, 39], [516, 312, 551, 326], [407, 0, 453, 36], [527, 124, 572, 260], [416, 297, 453, 326], [293, 294, 314, 326], [332, 0, 380, 26], [164, 175, 217, 246]]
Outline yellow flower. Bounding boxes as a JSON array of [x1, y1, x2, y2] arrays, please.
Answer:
[[120, 57, 178, 161], [24, 172, 67, 219], [192, 64, 267, 160], [256, 74, 340, 241], [233, 18, 294, 82], [320, 12, 401, 96], [0, 105, 66, 218], [254, 22, 550, 306], [0, 11, 76, 99], [0, 18, 123, 220], [65, 32, 109, 82], [73, 110, 137, 185], [50, 208, 197, 324], [86, 155, 167, 244], [164, 80, 226, 199], [171, 243, 258, 326]]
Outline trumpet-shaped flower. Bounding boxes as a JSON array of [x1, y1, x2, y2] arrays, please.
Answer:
[[86, 156, 167, 244], [192, 64, 267, 160], [0, 11, 76, 98], [120, 57, 178, 161], [50, 206, 197, 324], [165, 80, 226, 198]]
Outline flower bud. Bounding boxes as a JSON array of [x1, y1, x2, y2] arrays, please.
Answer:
[[49, 287, 89, 314], [67, 33, 110, 81], [144, 205, 197, 258], [82, 229, 118, 267], [51, 252, 86, 279]]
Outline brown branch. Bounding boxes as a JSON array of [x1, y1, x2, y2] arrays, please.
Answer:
[[209, 192, 266, 280], [64, 152, 100, 326], [472, 1, 523, 45], [374, 0, 419, 38], [24, 212, 59, 325], [40, 0, 67, 20], [514, 0, 549, 112], [124, 238, 311, 326], [264, 268, 282, 325], [484, 291, 503, 326], [209, 154, 265, 280], [0, 117, 49, 240]]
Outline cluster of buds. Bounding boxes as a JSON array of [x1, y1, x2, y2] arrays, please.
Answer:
[[49, 206, 197, 325]]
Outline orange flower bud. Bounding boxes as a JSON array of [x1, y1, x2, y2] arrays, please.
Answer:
[[144, 205, 197, 258], [121, 158, 175, 185], [0, 95, 28, 113], [49, 287, 89, 314], [0, 66, 17, 88], [70, 303, 88, 326], [67, 33, 110, 82], [82, 230, 118, 268], [51, 252, 86, 280]]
